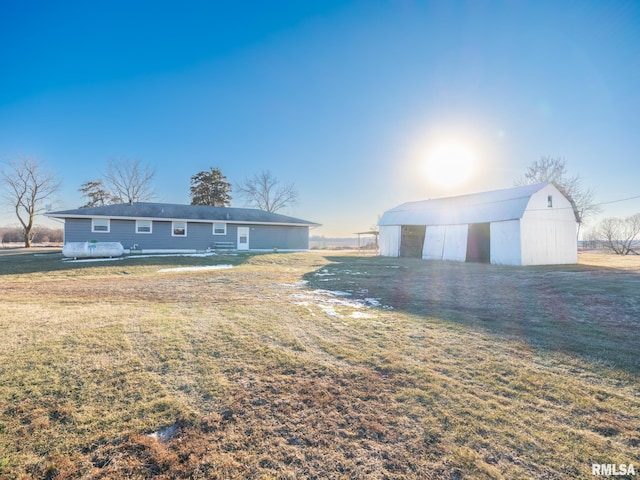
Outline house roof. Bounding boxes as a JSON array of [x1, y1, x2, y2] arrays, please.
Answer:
[[378, 182, 563, 226], [47, 202, 320, 227]]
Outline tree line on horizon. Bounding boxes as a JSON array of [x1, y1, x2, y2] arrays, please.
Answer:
[[1, 155, 638, 252], [1, 225, 63, 245]]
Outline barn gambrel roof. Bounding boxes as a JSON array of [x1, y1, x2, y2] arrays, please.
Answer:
[[47, 202, 319, 227], [378, 182, 569, 227]]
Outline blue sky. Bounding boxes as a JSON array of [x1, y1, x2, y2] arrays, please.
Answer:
[[1, 0, 639, 237]]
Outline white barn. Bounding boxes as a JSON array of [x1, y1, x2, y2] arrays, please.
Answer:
[[378, 182, 578, 266]]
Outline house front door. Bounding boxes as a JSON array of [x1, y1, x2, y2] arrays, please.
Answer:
[[237, 227, 249, 250]]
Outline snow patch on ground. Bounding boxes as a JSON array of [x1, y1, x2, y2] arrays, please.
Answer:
[[147, 423, 179, 442], [279, 281, 309, 288], [130, 252, 219, 259], [312, 288, 352, 297], [313, 269, 369, 281], [63, 257, 125, 263], [62, 252, 238, 274], [349, 311, 377, 319], [158, 264, 234, 273], [63, 252, 221, 263], [314, 269, 335, 277], [290, 286, 392, 319], [320, 306, 340, 317]]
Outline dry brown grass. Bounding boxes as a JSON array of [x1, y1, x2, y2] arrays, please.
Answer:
[[578, 250, 640, 271], [0, 251, 638, 479]]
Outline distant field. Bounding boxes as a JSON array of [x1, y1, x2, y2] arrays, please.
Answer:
[[0, 250, 638, 479]]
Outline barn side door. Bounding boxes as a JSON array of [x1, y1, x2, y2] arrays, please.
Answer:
[[400, 225, 426, 258]]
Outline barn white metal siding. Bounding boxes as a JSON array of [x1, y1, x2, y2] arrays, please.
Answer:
[[378, 182, 578, 266], [379, 225, 401, 257], [442, 225, 468, 261], [490, 220, 521, 265], [422, 225, 467, 261], [422, 226, 445, 260], [519, 184, 578, 265]]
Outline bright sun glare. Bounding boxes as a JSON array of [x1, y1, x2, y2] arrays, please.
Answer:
[[424, 143, 475, 188]]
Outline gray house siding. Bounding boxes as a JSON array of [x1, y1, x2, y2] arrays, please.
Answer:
[[63, 218, 309, 251], [122, 221, 233, 250], [247, 225, 309, 250]]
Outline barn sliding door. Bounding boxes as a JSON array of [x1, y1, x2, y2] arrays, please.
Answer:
[[400, 225, 426, 258]]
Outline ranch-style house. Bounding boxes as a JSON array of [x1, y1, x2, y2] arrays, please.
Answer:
[[47, 202, 319, 252]]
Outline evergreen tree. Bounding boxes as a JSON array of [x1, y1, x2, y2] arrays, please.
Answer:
[[78, 180, 121, 207], [190, 167, 232, 206]]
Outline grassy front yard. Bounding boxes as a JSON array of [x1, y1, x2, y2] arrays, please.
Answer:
[[0, 251, 638, 478]]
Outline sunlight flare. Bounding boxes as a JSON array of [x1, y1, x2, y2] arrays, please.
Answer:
[[424, 143, 476, 188]]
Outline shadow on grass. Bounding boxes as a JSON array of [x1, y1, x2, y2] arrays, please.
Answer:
[[0, 249, 254, 276], [304, 255, 640, 377]]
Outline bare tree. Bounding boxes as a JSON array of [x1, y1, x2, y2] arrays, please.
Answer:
[[582, 227, 601, 250], [104, 158, 156, 204], [598, 214, 640, 255], [516, 156, 601, 238], [0, 156, 60, 247], [517, 156, 566, 185], [236, 170, 298, 213]]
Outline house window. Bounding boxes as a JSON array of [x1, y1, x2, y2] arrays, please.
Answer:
[[91, 218, 110, 233], [213, 223, 226, 235], [136, 220, 152, 234], [548, 195, 553, 207], [172, 221, 187, 237]]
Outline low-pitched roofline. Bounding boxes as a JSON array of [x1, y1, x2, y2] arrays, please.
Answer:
[[46, 202, 320, 227]]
